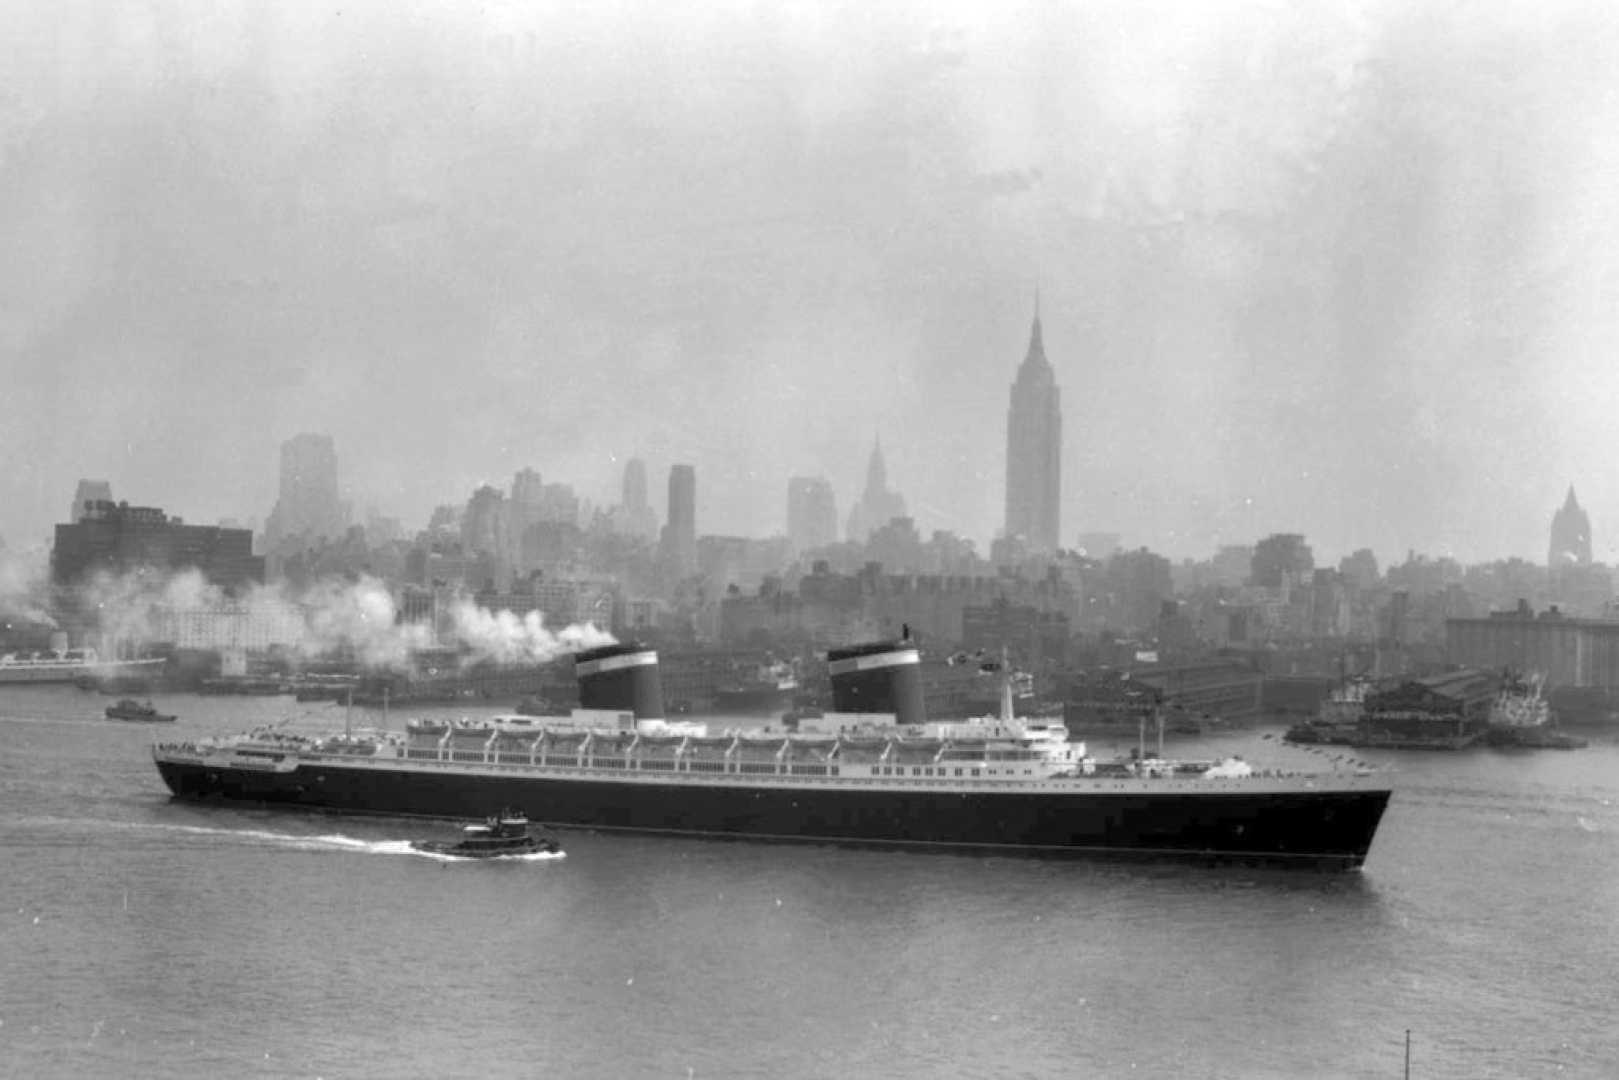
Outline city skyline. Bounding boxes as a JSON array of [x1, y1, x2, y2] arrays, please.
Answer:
[[15, 449, 1608, 576], [4, 421, 1615, 578], [5, 1, 1619, 567]]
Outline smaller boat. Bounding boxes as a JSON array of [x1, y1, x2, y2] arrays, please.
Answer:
[[712, 659, 800, 713], [105, 699, 176, 723], [410, 810, 562, 859], [514, 695, 572, 718]]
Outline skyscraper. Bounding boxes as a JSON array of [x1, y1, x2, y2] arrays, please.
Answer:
[[1250, 533, 1315, 588], [264, 433, 347, 554], [1548, 486, 1592, 567], [845, 438, 907, 542], [612, 458, 659, 542], [786, 476, 838, 555], [69, 480, 113, 523], [508, 467, 545, 557], [511, 468, 545, 509], [1003, 305, 1062, 553], [623, 459, 649, 513], [462, 484, 508, 558], [661, 464, 697, 577]]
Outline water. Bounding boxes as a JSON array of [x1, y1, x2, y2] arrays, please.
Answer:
[[3, 686, 1617, 1079]]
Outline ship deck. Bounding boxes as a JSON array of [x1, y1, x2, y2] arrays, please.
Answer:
[[152, 741, 1388, 795]]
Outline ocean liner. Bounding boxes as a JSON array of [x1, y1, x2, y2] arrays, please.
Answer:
[[152, 641, 1393, 869], [0, 648, 165, 685]]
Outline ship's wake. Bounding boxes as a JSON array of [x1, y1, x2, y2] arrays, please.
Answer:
[[309, 835, 565, 862], [12, 816, 565, 861], [404, 846, 567, 863]]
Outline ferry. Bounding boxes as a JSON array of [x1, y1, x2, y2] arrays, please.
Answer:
[[152, 641, 1393, 870]]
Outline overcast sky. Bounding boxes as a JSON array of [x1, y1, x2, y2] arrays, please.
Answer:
[[3, 0, 1617, 567]]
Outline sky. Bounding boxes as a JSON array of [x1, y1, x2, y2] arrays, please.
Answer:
[[3, 0, 1618, 569]]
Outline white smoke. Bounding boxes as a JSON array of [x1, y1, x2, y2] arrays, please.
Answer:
[[69, 569, 614, 671], [0, 544, 57, 629], [83, 567, 216, 645], [296, 576, 433, 669], [446, 599, 615, 666]]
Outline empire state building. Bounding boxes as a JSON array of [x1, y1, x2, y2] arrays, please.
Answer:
[[1004, 307, 1062, 552]]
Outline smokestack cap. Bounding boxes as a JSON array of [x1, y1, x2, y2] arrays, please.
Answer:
[[575, 642, 650, 665]]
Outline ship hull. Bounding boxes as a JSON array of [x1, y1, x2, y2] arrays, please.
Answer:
[[710, 687, 797, 713], [153, 758, 1389, 870], [0, 659, 166, 685]]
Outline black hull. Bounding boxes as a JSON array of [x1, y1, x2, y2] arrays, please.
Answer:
[[409, 840, 559, 858], [154, 760, 1389, 870]]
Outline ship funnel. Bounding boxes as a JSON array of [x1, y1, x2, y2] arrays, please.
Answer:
[[573, 643, 665, 721], [826, 641, 926, 726]]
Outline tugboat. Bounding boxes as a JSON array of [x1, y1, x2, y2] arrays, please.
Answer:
[[104, 699, 176, 723], [1481, 672, 1589, 750], [410, 810, 563, 859]]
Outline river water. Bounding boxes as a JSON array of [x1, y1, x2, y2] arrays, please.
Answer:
[[2, 686, 1616, 1079]]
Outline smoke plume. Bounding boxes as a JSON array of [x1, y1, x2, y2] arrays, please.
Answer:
[[0, 545, 58, 629], [71, 569, 614, 671], [444, 600, 615, 666]]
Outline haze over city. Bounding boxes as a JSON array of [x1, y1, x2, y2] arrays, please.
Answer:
[[4, 0, 1618, 566]]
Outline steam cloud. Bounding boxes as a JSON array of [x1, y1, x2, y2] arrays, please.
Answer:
[[449, 603, 615, 666], [74, 569, 614, 670], [0, 545, 58, 629]]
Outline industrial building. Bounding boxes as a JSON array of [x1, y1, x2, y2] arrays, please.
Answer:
[[52, 500, 263, 591]]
